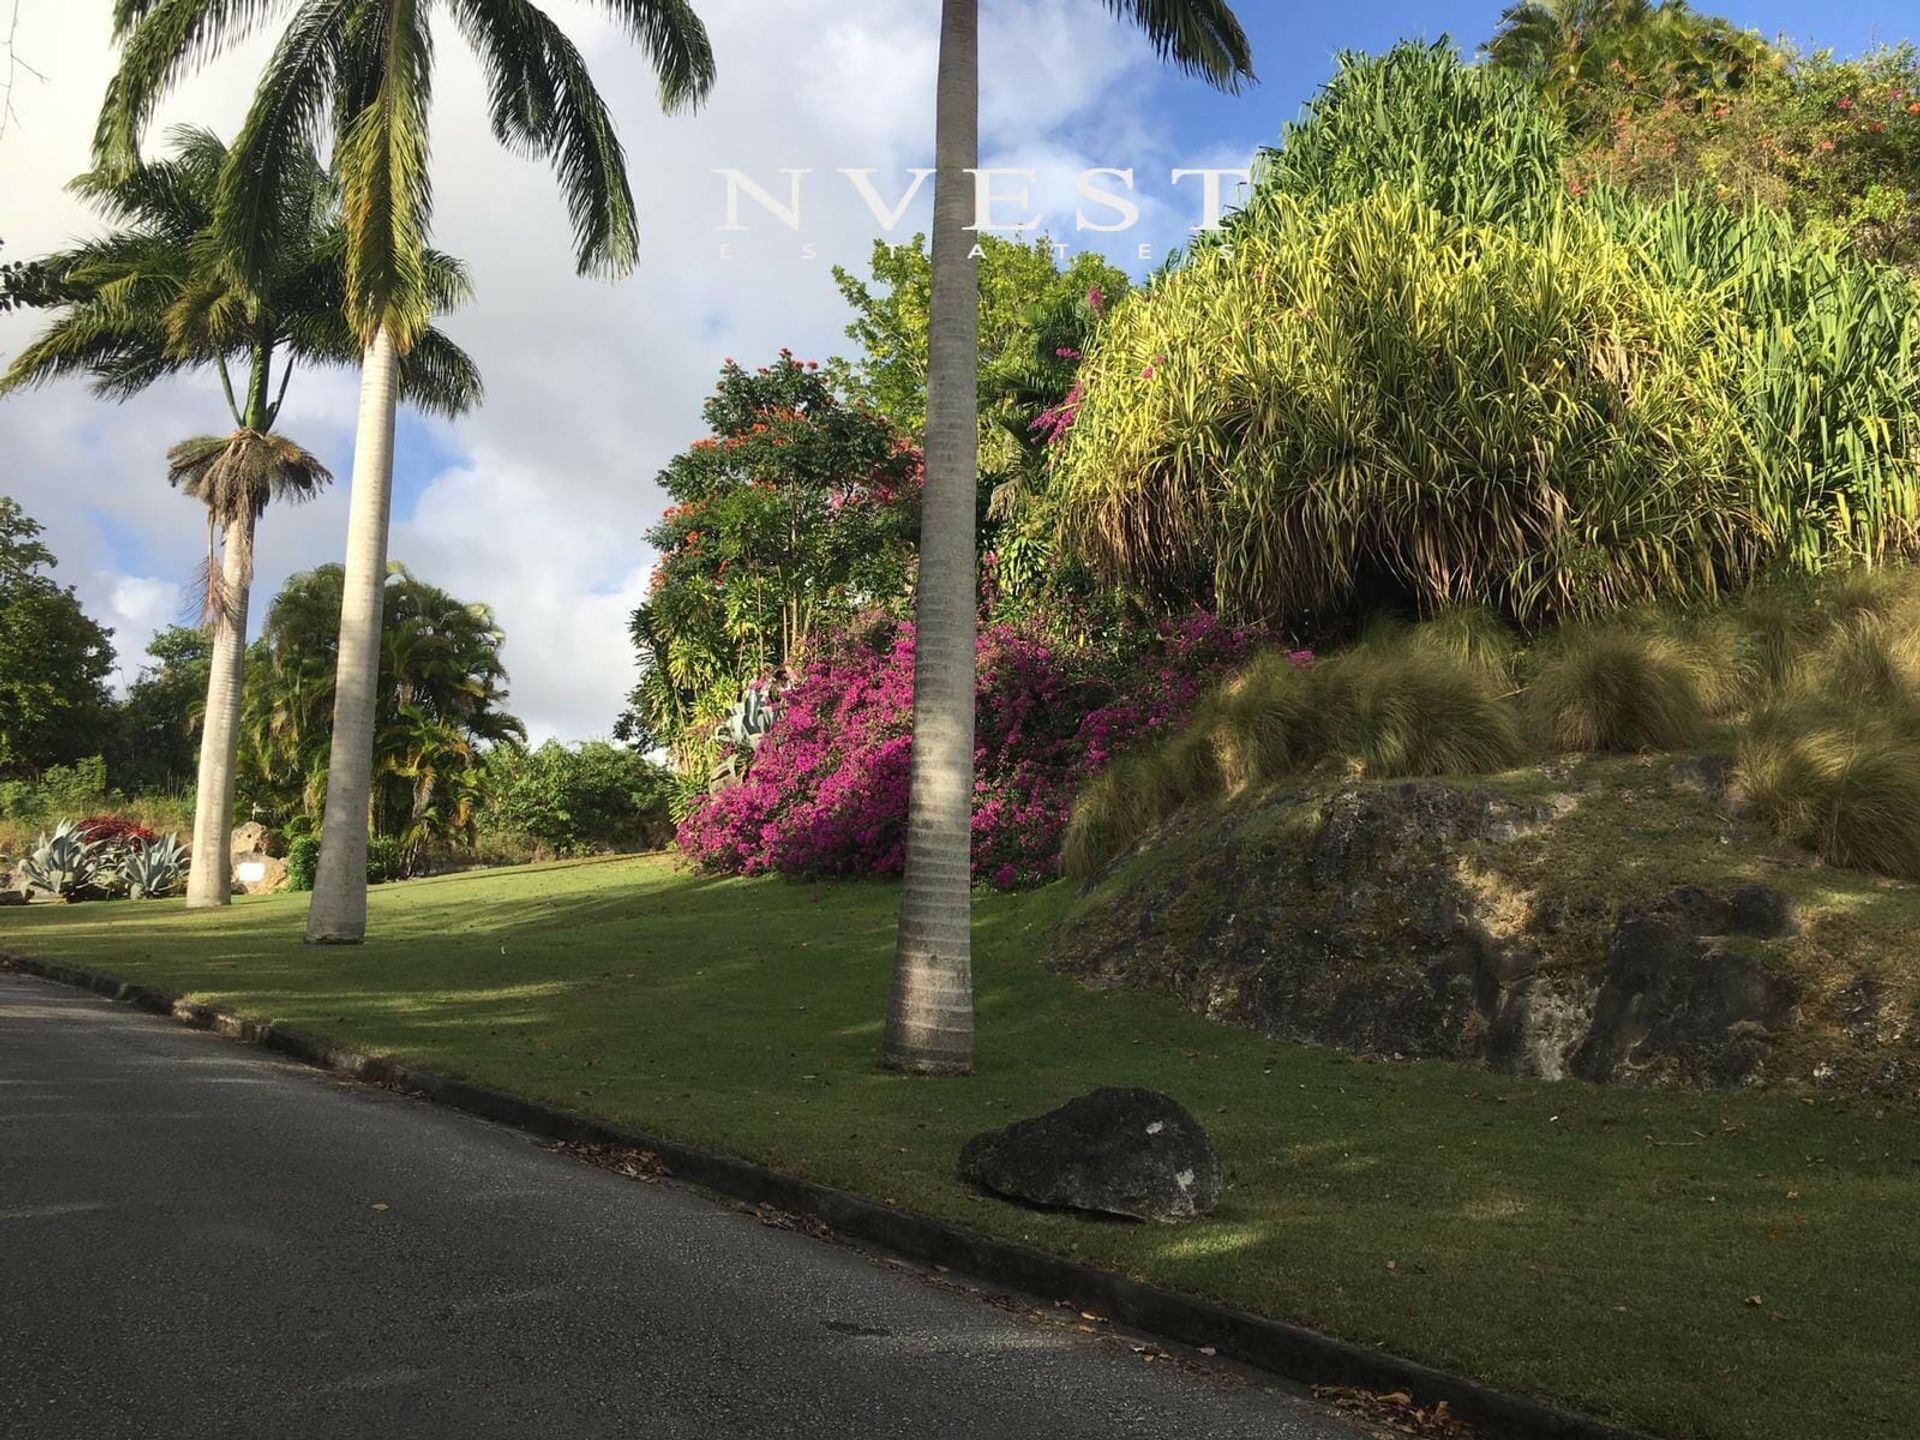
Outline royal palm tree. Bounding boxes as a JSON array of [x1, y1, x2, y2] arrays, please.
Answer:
[[883, 0, 1255, 1074], [0, 127, 479, 907], [95, 0, 715, 941]]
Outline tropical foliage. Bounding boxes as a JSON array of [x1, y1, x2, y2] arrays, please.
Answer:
[[1055, 44, 1920, 630], [1484, 0, 1771, 135], [479, 740, 673, 858], [0, 498, 117, 778], [1569, 42, 1920, 273], [239, 564, 525, 867], [622, 352, 920, 763]]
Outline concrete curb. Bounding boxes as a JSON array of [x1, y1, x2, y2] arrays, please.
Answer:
[[4, 949, 1660, 1440]]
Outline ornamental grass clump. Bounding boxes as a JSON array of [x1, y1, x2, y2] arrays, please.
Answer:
[[1064, 629, 1522, 876], [1526, 630, 1708, 752], [1313, 645, 1525, 777], [1737, 703, 1920, 880]]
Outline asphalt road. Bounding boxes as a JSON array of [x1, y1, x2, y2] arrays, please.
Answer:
[[0, 971, 1364, 1439]]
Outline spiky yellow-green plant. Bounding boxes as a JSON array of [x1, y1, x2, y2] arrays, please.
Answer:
[[1057, 193, 1749, 628]]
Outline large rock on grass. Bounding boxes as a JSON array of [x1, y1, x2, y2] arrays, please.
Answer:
[[958, 1087, 1222, 1223]]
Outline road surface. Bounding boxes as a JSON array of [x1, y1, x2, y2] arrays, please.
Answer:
[[0, 970, 1363, 1439]]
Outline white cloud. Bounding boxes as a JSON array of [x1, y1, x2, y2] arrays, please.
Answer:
[[0, 0, 1195, 742]]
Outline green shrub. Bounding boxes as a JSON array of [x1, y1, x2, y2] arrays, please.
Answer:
[[286, 836, 319, 892], [1737, 704, 1920, 880], [478, 740, 674, 858], [1526, 630, 1707, 752], [365, 835, 405, 885]]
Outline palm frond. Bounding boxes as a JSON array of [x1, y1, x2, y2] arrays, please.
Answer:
[[332, 0, 437, 347], [450, 0, 638, 277], [1097, 0, 1255, 91]]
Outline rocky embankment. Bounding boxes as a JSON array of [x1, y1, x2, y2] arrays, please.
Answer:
[[1052, 764, 1919, 1098]]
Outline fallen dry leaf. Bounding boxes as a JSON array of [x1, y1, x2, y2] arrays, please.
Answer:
[[546, 1140, 666, 1183], [1313, 1385, 1475, 1438]]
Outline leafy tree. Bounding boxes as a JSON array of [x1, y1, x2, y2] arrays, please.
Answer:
[[481, 740, 672, 856], [1484, 0, 1769, 135], [886, 0, 1254, 1077], [240, 564, 525, 870], [93, 0, 716, 941], [0, 498, 116, 778], [624, 352, 920, 762], [112, 625, 212, 793], [0, 126, 480, 906], [1570, 41, 1920, 273], [832, 235, 1128, 609]]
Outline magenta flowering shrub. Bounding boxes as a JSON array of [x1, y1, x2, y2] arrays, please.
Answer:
[[677, 612, 1256, 888]]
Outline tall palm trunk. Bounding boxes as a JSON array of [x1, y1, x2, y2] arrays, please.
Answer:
[[884, 0, 980, 1075], [183, 511, 253, 907], [306, 327, 398, 943]]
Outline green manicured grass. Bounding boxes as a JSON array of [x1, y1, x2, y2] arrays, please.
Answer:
[[5, 858, 1915, 1439]]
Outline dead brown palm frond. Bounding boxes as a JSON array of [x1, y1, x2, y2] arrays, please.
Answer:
[[167, 428, 331, 622]]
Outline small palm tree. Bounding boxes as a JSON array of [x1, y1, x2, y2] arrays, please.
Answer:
[[92, 0, 715, 942], [0, 126, 479, 906], [884, 0, 1255, 1075]]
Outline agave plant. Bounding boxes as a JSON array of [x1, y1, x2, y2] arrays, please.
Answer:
[[706, 684, 779, 788], [18, 820, 107, 901], [120, 833, 190, 900]]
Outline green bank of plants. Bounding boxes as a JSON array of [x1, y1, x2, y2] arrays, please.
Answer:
[[1065, 566, 1920, 881], [1055, 44, 1920, 630]]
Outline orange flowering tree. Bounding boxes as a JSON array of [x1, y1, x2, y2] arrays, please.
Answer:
[[622, 351, 921, 762], [1570, 41, 1920, 272]]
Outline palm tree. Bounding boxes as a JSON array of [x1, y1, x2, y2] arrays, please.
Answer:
[[240, 562, 525, 857], [94, 0, 715, 941], [0, 126, 479, 907], [883, 0, 1255, 1075], [1486, 0, 1766, 130]]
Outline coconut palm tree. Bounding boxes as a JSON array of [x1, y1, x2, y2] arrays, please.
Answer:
[[0, 126, 479, 907], [883, 0, 1255, 1075], [94, 0, 716, 941]]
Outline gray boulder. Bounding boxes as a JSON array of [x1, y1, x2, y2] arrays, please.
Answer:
[[958, 1087, 1222, 1223]]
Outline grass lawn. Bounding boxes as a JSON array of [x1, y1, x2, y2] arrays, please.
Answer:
[[4, 856, 1914, 1440]]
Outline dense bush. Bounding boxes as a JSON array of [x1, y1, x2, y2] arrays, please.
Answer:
[[479, 741, 673, 857], [677, 613, 1255, 888], [286, 836, 320, 892], [1057, 44, 1920, 630]]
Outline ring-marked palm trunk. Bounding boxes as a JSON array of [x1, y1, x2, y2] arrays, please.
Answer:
[[184, 511, 255, 906], [885, 0, 981, 1075], [307, 327, 399, 942]]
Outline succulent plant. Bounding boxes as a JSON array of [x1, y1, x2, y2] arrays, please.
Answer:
[[120, 833, 189, 899], [708, 684, 780, 787], [18, 820, 106, 900]]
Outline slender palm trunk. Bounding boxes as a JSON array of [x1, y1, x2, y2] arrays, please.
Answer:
[[306, 327, 398, 943], [183, 512, 254, 907], [885, 0, 980, 1075]]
